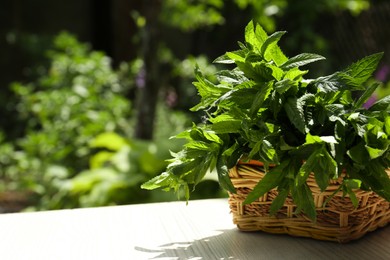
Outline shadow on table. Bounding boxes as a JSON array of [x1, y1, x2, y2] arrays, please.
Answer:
[[135, 226, 389, 260], [134, 229, 238, 259]]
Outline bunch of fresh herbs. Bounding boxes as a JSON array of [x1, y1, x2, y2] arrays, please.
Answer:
[[142, 21, 390, 219]]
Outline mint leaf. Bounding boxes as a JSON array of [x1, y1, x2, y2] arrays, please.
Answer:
[[213, 53, 235, 64], [284, 68, 308, 81], [347, 142, 369, 163], [185, 141, 213, 152], [228, 89, 258, 108], [244, 161, 289, 204], [226, 50, 247, 63], [385, 115, 390, 135], [314, 73, 343, 93], [275, 79, 295, 94], [280, 53, 325, 70], [170, 157, 203, 177], [314, 149, 337, 191], [295, 144, 337, 191], [325, 104, 346, 123], [305, 133, 326, 144], [292, 183, 316, 220], [245, 21, 288, 65], [295, 150, 319, 187], [191, 67, 231, 111], [194, 153, 217, 184], [344, 52, 384, 85], [141, 172, 178, 190], [261, 31, 286, 57], [216, 69, 247, 84], [216, 155, 235, 193], [245, 20, 265, 52], [223, 142, 243, 168], [344, 179, 362, 190], [369, 95, 390, 112], [269, 188, 289, 216], [209, 115, 242, 134], [249, 83, 273, 116], [260, 139, 279, 164], [245, 52, 262, 63], [236, 61, 274, 82], [248, 141, 262, 159], [355, 161, 390, 201], [364, 120, 390, 159], [365, 145, 388, 160], [284, 97, 306, 134]]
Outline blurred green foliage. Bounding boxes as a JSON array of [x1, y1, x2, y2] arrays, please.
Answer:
[[63, 132, 179, 207], [0, 31, 222, 211], [0, 34, 140, 208], [12, 32, 132, 169], [1, 32, 132, 209], [161, 0, 225, 31]]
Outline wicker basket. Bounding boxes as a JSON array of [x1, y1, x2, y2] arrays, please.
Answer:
[[228, 162, 390, 243]]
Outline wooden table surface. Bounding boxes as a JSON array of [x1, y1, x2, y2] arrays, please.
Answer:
[[0, 198, 388, 260]]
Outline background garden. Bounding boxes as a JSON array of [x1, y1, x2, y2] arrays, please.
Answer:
[[0, 0, 389, 212]]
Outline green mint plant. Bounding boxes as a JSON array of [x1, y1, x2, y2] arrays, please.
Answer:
[[142, 21, 390, 220]]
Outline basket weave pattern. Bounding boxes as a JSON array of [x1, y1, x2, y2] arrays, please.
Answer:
[[228, 164, 390, 243]]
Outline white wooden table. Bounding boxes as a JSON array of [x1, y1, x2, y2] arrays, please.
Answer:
[[0, 198, 388, 260]]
